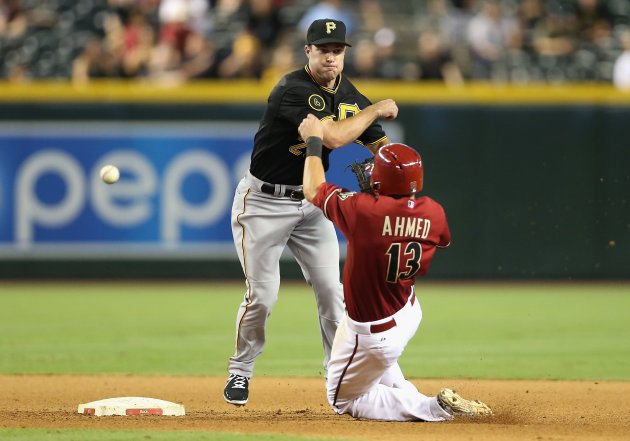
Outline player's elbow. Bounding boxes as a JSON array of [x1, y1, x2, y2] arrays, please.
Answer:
[[303, 184, 319, 202], [321, 120, 350, 149], [323, 134, 346, 149]]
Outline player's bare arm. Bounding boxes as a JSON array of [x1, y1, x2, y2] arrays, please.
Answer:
[[303, 149, 326, 202], [299, 114, 326, 202], [321, 99, 398, 149]]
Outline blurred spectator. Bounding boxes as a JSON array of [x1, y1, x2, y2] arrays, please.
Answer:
[[158, 0, 209, 55], [448, 0, 477, 44], [246, 0, 283, 47], [467, 0, 522, 79], [451, 0, 476, 9], [420, 0, 475, 77], [372, 27, 404, 79], [518, 0, 545, 50], [357, 0, 384, 34], [180, 30, 217, 79], [217, 28, 262, 78], [261, 36, 298, 83], [613, 28, 630, 89], [72, 38, 100, 85], [108, 0, 160, 26], [217, 0, 243, 13], [150, 30, 218, 85], [345, 27, 402, 79], [214, 0, 246, 25], [575, 0, 614, 48], [145, 0, 210, 81], [159, 0, 210, 38], [298, 0, 355, 36], [4, 0, 630, 84], [0, 0, 27, 39], [416, 0, 468, 48], [120, 8, 155, 77], [6, 62, 29, 83], [529, 3, 576, 58], [402, 29, 463, 85], [25, 1, 60, 30], [72, 38, 122, 85], [345, 37, 380, 78]]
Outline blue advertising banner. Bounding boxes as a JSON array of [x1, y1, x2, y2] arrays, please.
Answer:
[[0, 122, 401, 259]]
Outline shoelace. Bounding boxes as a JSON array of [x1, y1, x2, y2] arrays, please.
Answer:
[[230, 375, 248, 389]]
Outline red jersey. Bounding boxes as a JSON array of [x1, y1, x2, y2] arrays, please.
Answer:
[[312, 183, 451, 322]]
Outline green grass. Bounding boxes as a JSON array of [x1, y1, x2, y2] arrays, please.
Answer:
[[0, 281, 629, 380], [0, 429, 344, 441], [407, 283, 630, 380]]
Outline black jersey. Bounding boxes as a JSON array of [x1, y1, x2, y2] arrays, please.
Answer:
[[249, 65, 388, 185]]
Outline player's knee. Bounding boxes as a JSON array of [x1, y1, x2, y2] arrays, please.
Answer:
[[248, 297, 277, 316], [327, 393, 351, 414], [326, 387, 344, 409], [315, 288, 344, 319], [246, 282, 280, 310], [312, 280, 342, 298]]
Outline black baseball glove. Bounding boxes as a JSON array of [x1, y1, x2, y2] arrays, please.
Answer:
[[348, 157, 374, 194]]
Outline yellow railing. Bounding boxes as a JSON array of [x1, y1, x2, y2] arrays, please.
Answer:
[[1, 80, 629, 105]]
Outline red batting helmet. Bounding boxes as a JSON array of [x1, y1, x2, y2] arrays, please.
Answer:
[[370, 143, 423, 196]]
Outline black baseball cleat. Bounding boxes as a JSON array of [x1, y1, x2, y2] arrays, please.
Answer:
[[224, 374, 250, 406]]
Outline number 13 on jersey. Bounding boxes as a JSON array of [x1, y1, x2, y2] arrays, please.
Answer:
[[385, 242, 423, 283]]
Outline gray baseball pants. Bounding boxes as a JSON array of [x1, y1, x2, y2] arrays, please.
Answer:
[[228, 171, 344, 377]]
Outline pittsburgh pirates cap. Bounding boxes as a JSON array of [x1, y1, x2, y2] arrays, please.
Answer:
[[306, 19, 351, 47]]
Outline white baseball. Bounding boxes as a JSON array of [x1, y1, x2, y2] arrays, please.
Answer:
[[100, 164, 120, 184]]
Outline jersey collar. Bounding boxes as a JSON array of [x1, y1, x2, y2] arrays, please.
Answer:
[[304, 65, 341, 94]]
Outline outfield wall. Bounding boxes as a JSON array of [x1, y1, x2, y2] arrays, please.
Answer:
[[0, 82, 628, 279]]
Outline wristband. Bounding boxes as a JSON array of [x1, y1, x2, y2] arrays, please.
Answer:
[[305, 136, 323, 157]]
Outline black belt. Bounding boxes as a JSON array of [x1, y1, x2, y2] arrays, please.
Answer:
[[369, 294, 415, 333], [260, 183, 304, 200]]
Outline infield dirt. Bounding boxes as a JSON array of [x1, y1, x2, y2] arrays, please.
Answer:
[[1, 375, 629, 441]]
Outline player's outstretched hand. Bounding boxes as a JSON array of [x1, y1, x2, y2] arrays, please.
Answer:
[[299, 114, 324, 141], [374, 99, 398, 120]]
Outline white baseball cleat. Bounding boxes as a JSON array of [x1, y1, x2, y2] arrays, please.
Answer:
[[437, 388, 493, 416]]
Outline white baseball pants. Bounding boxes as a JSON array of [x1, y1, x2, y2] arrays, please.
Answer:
[[326, 292, 453, 421]]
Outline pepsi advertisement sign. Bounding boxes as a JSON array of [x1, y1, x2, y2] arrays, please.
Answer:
[[0, 122, 398, 259]]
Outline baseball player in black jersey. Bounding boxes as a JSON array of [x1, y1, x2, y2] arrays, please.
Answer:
[[224, 18, 399, 406]]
